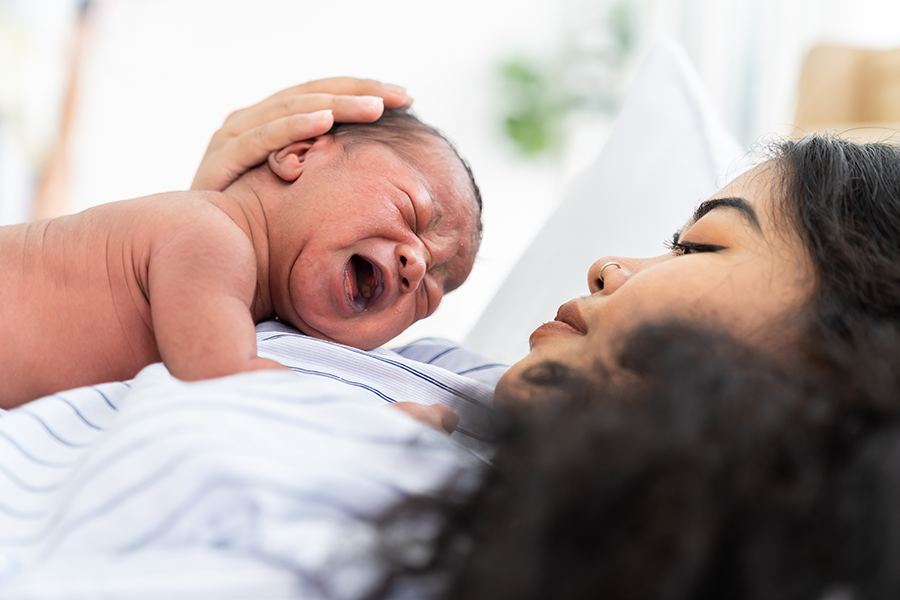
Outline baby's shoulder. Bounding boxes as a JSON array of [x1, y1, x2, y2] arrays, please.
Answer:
[[140, 189, 233, 216], [138, 190, 244, 229], [132, 191, 253, 254]]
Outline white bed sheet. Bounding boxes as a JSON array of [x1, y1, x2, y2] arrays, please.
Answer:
[[0, 323, 498, 599]]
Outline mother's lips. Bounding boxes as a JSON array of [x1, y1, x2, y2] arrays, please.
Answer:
[[554, 300, 588, 334], [528, 300, 588, 348]]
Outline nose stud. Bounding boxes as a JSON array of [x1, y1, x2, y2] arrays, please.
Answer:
[[598, 261, 621, 283]]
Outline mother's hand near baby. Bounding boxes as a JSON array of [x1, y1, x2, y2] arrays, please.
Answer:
[[191, 77, 413, 191]]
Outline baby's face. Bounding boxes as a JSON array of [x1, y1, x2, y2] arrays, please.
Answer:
[[267, 135, 480, 350]]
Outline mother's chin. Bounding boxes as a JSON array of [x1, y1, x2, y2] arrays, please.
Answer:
[[494, 350, 599, 409]]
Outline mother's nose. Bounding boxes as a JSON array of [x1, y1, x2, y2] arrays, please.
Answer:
[[588, 255, 671, 294], [588, 257, 630, 294]]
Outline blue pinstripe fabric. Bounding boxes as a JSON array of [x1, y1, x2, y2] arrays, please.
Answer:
[[0, 322, 502, 597]]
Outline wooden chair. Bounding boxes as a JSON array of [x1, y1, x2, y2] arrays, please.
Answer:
[[793, 45, 900, 141]]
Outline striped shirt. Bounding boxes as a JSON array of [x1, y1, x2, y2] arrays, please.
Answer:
[[0, 321, 506, 598]]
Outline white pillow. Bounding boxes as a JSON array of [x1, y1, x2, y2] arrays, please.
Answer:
[[465, 40, 748, 364]]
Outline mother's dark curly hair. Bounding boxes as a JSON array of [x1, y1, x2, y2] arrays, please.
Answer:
[[422, 322, 900, 600], [774, 135, 900, 348]]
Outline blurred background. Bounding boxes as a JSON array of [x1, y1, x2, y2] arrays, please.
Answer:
[[2, 0, 900, 346]]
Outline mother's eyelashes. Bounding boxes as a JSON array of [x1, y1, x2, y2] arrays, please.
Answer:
[[665, 231, 727, 256]]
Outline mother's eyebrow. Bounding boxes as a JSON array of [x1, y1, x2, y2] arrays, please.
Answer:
[[685, 196, 762, 232]]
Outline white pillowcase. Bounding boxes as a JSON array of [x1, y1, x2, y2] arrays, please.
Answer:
[[465, 39, 749, 364]]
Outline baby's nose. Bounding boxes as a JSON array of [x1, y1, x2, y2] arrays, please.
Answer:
[[398, 243, 427, 293]]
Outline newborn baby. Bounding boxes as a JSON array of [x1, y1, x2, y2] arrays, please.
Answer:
[[0, 109, 482, 409]]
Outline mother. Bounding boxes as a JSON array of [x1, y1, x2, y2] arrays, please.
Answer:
[[406, 139, 900, 599], [205, 79, 900, 597]]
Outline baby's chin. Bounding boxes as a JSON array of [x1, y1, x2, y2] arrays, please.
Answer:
[[290, 315, 399, 351]]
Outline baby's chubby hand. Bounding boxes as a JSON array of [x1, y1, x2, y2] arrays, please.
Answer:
[[192, 77, 413, 191], [390, 402, 459, 435]]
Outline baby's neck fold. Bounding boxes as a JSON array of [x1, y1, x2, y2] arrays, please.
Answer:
[[218, 174, 275, 321]]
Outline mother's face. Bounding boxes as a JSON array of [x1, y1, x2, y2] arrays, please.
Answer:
[[497, 164, 815, 404]]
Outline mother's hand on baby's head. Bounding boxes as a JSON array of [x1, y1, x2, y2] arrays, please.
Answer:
[[191, 77, 413, 191]]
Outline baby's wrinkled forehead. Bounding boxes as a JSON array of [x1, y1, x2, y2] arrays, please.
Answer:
[[343, 135, 482, 233], [406, 136, 482, 230], [400, 138, 482, 277]]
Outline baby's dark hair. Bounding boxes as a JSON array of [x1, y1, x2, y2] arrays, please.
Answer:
[[330, 108, 483, 236]]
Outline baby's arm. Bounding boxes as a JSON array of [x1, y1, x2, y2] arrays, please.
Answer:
[[147, 201, 286, 380]]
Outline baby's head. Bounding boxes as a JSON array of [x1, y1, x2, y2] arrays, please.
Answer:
[[259, 108, 483, 349]]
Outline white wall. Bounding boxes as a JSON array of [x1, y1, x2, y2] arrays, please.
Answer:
[[7, 0, 900, 346]]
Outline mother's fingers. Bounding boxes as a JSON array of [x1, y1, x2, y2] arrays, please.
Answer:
[[266, 77, 412, 109], [190, 109, 335, 190], [390, 402, 460, 435], [432, 404, 461, 435], [222, 77, 412, 134], [191, 77, 413, 191], [222, 93, 387, 137]]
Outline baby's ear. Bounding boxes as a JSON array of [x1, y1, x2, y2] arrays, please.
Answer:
[[267, 138, 320, 182]]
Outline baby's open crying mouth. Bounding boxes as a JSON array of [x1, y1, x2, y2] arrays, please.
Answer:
[[346, 255, 383, 310]]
